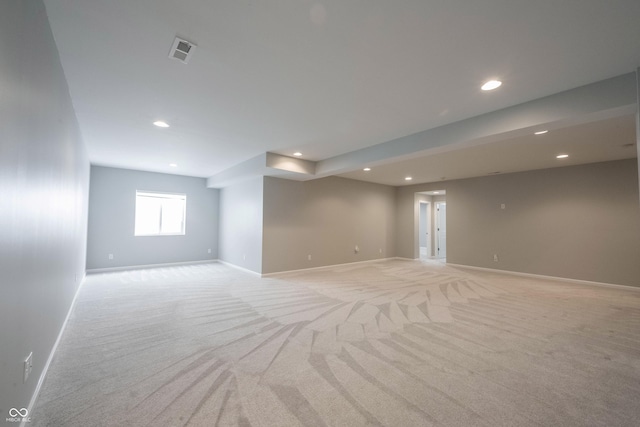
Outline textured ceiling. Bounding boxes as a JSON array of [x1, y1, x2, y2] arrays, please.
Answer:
[[44, 0, 640, 182]]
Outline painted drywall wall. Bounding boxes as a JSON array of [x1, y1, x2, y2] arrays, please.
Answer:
[[262, 176, 396, 274], [218, 177, 263, 273], [86, 166, 219, 270], [636, 69, 640, 200], [0, 0, 89, 415], [397, 159, 640, 287]]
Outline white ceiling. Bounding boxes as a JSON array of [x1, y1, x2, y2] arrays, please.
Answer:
[[43, 0, 640, 183], [339, 115, 638, 185]]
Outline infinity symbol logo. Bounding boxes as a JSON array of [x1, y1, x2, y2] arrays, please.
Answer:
[[8, 408, 28, 417]]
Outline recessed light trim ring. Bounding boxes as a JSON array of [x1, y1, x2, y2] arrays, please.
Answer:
[[481, 80, 502, 91]]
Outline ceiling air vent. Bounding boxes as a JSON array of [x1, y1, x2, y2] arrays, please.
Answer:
[[169, 37, 196, 64]]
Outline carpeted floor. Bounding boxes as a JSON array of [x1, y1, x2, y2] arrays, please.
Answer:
[[32, 259, 640, 426]]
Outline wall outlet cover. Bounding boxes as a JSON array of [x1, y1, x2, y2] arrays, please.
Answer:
[[24, 352, 33, 383]]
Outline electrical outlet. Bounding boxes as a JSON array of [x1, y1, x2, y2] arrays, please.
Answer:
[[24, 352, 33, 383], [379, 248, 383, 254], [108, 254, 114, 260], [307, 254, 311, 261], [243, 254, 246, 261], [354, 245, 359, 253], [207, 248, 211, 254], [493, 254, 499, 262]]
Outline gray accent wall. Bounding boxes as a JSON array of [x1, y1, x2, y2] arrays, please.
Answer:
[[636, 68, 640, 198], [0, 0, 89, 415], [397, 159, 640, 287], [218, 177, 264, 273], [86, 166, 219, 270], [262, 176, 396, 274]]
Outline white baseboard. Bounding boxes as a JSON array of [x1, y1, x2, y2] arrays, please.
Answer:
[[446, 262, 640, 291], [86, 259, 216, 274], [216, 260, 261, 277], [261, 257, 398, 277], [24, 272, 87, 427]]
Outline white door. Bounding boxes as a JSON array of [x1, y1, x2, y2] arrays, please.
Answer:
[[419, 202, 430, 258], [436, 202, 446, 258]]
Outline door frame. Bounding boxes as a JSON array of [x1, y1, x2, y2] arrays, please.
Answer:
[[418, 201, 431, 258], [435, 201, 446, 259]]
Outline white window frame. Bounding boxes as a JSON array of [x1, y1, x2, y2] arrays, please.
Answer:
[[134, 191, 186, 236]]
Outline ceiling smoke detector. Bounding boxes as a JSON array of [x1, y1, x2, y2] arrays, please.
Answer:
[[169, 37, 196, 64]]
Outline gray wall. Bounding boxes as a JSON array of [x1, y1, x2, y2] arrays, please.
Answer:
[[0, 0, 89, 415], [262, 176, 396, 274], [397, 159, 640, 287], [86, 166, 219, 270], [218, 177, 264, 273], [636, 68, 640, 198]]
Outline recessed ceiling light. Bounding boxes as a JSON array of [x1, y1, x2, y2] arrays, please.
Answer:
[[534, 130, 549, 135], [169, 163, 178, 167], [293, 152, 302, 157], [481, 80, 502, 91], [405, 176, 413, 181], [363, 167, 371, 171], [433, 191, 440, 194], [153, 120, 170, 128], [556, 154, 569, 159]]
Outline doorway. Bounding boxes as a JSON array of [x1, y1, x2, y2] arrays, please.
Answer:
[[416, 191, 446, 260], [418, 201, 431, 258], [435, 202, 446, 259]]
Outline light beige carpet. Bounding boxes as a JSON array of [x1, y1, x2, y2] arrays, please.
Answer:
[[32, 259, 640, 426]]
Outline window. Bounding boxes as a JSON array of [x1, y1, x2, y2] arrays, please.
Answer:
[[134, 191, 186, 236]]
